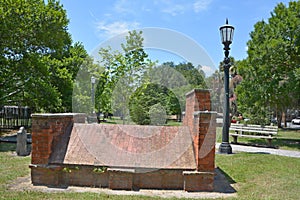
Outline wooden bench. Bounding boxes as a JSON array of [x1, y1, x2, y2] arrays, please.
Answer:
[[229, 124, 278, 147]]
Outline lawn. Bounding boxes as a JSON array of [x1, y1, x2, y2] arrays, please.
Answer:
[[101, 117, 182, 126], [216, 127, 300, 151], [0, 142, 299, 199], [215, 153, 300, 200]]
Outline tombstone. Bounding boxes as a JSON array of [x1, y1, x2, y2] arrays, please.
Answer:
[[16, 127, 27, 156]]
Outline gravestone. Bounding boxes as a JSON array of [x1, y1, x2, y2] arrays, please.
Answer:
[[16, 126, 27, 156]]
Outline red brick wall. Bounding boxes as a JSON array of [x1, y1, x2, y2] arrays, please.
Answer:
[[196, 112, 216, 172], [183, 171, 214, 192], [30, 165, 109, 188], [30, 90, 217, 192], [30, 113, 85, 186], [133, 170, 184, 190], [31, 113, 85, 165], [183, 89, 216, 172]]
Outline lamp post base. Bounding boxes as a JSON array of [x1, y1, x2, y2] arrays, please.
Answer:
[[219, 142, 232, 154]]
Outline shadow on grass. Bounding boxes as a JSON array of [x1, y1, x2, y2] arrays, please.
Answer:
[[0, 133, 32, 153], [216, 167, 236, 184], [281, 127, 300, 131], [0, 142, 17, 152], [232, 138, 300, 150], [231, 141, 279, 149], [0, 142, 32, 153], [274, 138, 300, 150], [214, 167, 237, 194]]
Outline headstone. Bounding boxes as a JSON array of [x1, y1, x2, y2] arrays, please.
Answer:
[[16, 127, 27, 156]]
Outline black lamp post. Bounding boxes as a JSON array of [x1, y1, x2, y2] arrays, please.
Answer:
[[219, 19, 234, 154]]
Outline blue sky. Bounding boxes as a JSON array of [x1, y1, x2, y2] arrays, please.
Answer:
[[60, 0, 291, 76]]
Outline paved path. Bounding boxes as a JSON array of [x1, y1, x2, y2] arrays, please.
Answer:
[[216, 143, 300, 158]]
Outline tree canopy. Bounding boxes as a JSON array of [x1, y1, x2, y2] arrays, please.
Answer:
[[95, 31, 208, 125], [0, 0, 88, 112], [95, 30, 156, 123], [236, 1, 300, 126]]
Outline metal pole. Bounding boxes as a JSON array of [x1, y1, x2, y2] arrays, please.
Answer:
[[91, 81, 95, 114], [219, 55, 232, 154]]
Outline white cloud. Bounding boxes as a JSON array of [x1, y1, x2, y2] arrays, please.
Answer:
[[193, 0, 212, 13], [160, 0, 212, 16], [162, 4, 187, 16], [201, 65, 214, 76], [96, 21, 140, 38], [113, 0, 135, 15]]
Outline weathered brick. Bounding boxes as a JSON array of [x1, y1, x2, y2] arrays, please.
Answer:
[[30, 92, 217, 192], [183, 171, 214, 192]]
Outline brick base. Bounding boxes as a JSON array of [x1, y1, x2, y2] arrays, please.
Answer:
[[30, 165, 214, 192], [183, 171, 215, 192], [30, 165, 109, 188], [108, 169, 134, 190]]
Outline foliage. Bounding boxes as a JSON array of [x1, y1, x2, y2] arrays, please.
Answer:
[[62, 166, 80, 173], [129, 83, 178, 125], [206, 57, 241, 115], [97, 30, 156, 123], [171, 62, 206, 88], [93, 166, 107, 173], [157, 62, 207, 111], [128, 61, 207, 125], [97, 33, 208, 124], [205, 70, 223, 113], [236, 1, 300, 126], [149, 103, 167, 125], [72, 56, 103, 114], [0, 0, 87, 112]]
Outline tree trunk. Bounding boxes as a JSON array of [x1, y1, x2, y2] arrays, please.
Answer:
[[282, 110, 287, 128], [277, 112, 282, 128]]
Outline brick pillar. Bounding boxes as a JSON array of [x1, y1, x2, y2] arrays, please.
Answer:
[[195, 111, 216, 171], [31, 113, 86, 165], [183, 89, 216, 171], [182, 89, 216, 192], [183, 89, 211, 135]]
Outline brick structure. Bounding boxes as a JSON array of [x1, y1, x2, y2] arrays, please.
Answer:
[[30, 89, 216, 192], [182, 89, 216, 191]]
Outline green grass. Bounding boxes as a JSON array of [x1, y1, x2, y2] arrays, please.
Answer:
[[1, 126, 299, 199], [101, 117, 182, 126], [217, 127, 300, 151], [0, 146, 299, 199], [216, 153, 300, 200]]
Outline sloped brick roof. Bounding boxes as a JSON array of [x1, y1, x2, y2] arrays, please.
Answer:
[[49, 123, 196, 170]]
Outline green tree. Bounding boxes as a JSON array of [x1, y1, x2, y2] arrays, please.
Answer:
[[160, 62, 207, 114], [129, 62, 207, 125], [72, 56, 103, 114], [129, 83, 177, 125], [236, 1, 300, 126], [0, 0, 84, 112], [169, 62, 206, 88], [205, 70, 223, 113], [97, 30, 155, 123]]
